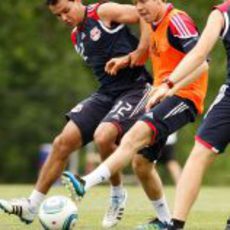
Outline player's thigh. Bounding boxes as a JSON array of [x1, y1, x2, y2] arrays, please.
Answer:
[[141, 95, 197, 141], [102, 85, 150, 139], [138, 96, 197, 162], [187, 140, 217, 167], [58, 120, 83, 149], [94, 122, 119, 145], [66, 92, 113, 145]]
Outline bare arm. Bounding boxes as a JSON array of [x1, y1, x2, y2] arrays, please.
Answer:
[[104, 19, 150, 75], [167, 61, 209, 96], [98, 2, 139, 26], [130, 19, 150, 67], [168, 10, 224, 84], [145, 61, 209, 111]]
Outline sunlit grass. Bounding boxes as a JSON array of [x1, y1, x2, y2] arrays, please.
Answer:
[[0, 185, 229, 229]]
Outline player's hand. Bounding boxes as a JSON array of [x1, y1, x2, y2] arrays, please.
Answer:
[[105, 56, 130, 76], [145, 84, 170, 112]]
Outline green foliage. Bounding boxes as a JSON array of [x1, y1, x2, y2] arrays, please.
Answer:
[[0, 0, 229, 183]]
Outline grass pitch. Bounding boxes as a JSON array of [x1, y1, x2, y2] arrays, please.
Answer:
[[0, 184, 229, 229]]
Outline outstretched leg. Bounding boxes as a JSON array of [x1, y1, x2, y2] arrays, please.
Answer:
[[0, 121, 83, 224]]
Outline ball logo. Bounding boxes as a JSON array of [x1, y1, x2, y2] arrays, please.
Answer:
[[90, 26, 101, 41], [42, 197, 65, 214]]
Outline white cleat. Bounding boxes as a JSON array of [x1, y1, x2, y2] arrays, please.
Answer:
[[102, 190, 128, 229], [0, 198, 37, 224]]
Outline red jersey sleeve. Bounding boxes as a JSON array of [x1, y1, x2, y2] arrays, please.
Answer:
[[168, 12, 199, 53], [213, 1, 230, 38]]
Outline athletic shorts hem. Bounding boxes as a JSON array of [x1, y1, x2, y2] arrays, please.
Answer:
[[195, 136, 219, 154], [143, 120, 158, 144]]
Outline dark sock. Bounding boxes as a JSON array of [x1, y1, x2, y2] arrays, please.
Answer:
[[171, 219, 185, 229], [226, 218, 230, 225]]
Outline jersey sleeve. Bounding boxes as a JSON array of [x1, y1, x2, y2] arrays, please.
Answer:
[[213, 2, 230, 38], [168, 12, 199, 53]]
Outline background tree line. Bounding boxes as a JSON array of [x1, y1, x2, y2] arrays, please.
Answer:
[[0, 0, 229, 184]]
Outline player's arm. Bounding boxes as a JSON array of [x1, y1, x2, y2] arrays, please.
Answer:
[[105, 19, 150, 75], [166, 61, 209, 98], [130, 19, 150, 67], [98, 2, 139, 26], [167, 10, 224, 85], [145, 61, 209, 111]]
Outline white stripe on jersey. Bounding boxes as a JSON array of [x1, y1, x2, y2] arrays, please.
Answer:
[[171, 14, 198, 39], [98, 20, 124, 34]]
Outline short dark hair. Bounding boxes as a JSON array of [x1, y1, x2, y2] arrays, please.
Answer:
[[46, 0, 59, 5]]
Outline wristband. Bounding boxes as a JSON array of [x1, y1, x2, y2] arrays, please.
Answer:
[[162, 78, 174, 89]]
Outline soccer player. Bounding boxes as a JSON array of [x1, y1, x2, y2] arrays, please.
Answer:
[[144, 0, 230, 229], [62, 0, 209, 229], [0, 0, 152, 228]]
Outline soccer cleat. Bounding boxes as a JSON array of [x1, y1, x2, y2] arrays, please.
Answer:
[[102, 189, 128, 228], [135, 218, 169, 230], [62, 171, 86, 201], [0, 198, 37, 224], [225, 218, 230, 230]]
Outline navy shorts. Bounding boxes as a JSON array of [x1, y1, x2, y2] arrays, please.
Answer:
[[196, 84, 230, 153], [138, 96, 197, 162], [66, 84, 151, 145], [158, 133, 178, 164], [158, 145, 175, 164]]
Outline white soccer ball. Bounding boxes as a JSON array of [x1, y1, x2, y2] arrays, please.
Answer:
[[38, 195, 78, 230]]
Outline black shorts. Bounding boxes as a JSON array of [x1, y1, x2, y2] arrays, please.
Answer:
[[158, 145, 175, 164], [66, 84, 150, 145], [196, 84, 230, 153], [138, 96, 197, 162]]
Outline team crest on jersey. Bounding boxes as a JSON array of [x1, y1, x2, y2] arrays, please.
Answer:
[[90, 26, 101, 41], [71, 104, 83, 113]]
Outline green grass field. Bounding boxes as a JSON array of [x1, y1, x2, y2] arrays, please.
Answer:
[[0, 184, 229, 229]]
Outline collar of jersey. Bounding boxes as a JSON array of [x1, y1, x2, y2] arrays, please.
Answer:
[[77, 6, 88, 30], [151, 3, 174, 31]]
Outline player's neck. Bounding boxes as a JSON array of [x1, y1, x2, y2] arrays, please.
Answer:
[[154, 3, 168, 25], [77, 5, 87, 26]]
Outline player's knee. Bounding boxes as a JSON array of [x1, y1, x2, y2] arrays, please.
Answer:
[[132, 154, 149, 178], [120, 132, 134, 150], [52, 134, 76, 159], [94, 129, 115, 152]]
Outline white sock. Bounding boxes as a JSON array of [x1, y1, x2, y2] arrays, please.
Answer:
[[29, 190, 45, 210], [151, 196, 171, 223], [111, 185, 124, 198], [82, 163, 111, 191]]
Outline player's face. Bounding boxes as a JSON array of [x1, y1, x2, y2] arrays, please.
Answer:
[[49, 0, 84, 26], [135, 0, 163, 23]]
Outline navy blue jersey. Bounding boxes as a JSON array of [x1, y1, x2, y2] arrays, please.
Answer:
[[71, 3, 150, 96], [214, 1, 230, 92]]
